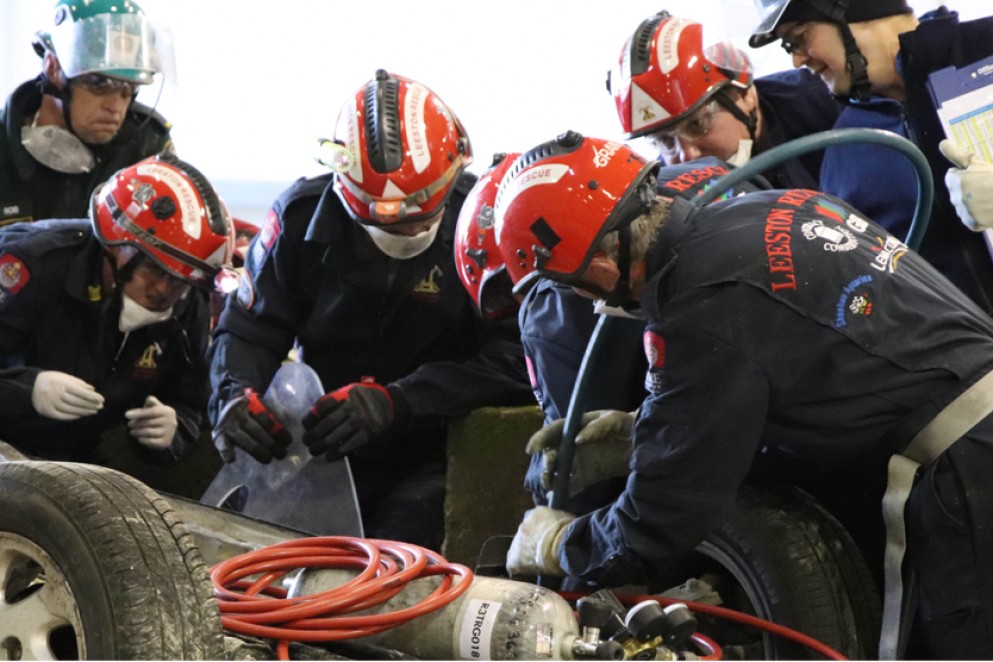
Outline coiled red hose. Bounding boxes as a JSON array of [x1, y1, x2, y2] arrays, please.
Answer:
[[210, 536, 473, 660]]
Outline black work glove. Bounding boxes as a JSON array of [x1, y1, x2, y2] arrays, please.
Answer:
[[302, 381, 395, 462], [212, 388, 292, 464]]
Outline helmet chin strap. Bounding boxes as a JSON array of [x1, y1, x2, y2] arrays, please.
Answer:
[[604, 223, 635, 308], [38, 65, 81, 138], [715, 89, 757, 143], [838, 23, 872, 102]]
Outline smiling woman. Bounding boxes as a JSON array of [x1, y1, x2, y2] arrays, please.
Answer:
[[0, 0, 987, 221]]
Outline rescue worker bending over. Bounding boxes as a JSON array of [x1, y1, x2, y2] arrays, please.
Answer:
[[209, 70, 533, 551], [0, 153, 233, 465], [0, 0, 175, 225], [497, 131, 993, 660]]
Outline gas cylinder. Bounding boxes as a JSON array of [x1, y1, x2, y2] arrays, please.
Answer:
[[289, 569, 581, 659]]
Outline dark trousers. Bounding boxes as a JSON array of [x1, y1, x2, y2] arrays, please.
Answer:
[[350, 457, 447, 552], [905, 438, 993, 659]]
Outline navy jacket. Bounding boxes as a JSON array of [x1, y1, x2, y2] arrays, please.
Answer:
[[519, 158, 770, 507], [0, 76, 173, 225], [209, 173, 533, 464], [822, 8, 993, 314], [0, 220, 210, 460], [754, 68, 841, 189], [561, 190, 993, 586]]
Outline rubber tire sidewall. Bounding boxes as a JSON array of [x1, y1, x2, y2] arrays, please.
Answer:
[[0, 461, 224, 659], [698, 482, 880, 659]]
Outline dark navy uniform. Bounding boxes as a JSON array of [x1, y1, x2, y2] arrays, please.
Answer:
[[0, 76, 173, 225], [0, 220, 210, 461], [209, 173, 532, 548], [754, 68, 841, 189], [520, 158, 769, 509], [560, 189, 993, 657]]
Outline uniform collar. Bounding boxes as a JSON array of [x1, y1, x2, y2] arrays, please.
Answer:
[[65, 231, 106, 303], [641, 196, 698, 318]]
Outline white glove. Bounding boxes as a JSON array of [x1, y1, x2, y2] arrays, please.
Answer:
[[940, 139, 993, 231], [125, 396, 178, 450], [31, 371, 104, 420], [506, 506, 575, 578], [527, 409, 636, 497]]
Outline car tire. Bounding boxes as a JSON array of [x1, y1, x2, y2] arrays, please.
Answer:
[[655, 483, 881, 659], [0, 461, 224, 660]]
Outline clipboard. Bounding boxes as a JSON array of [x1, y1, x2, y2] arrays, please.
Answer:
[[928, 54, 993, 254]]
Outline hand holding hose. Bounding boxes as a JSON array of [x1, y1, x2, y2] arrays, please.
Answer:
[[527, 409, 636, 498]]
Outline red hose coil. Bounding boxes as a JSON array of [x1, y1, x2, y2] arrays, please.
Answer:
[[211, 536, 473, 660]]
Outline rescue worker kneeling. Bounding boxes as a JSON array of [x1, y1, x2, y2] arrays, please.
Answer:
[[497, 131, 993, 660], [0, 153, 233, 464]]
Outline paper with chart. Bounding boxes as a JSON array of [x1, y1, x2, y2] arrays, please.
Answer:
[[928, 55, 993, 253]]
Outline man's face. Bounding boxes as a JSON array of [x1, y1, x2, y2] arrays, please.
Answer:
[[775, 21, 851, 97], [67, 74, 138, 145], [379, 209, 444, 237], [121, 256, 190, 312], [645, 97, 750, 166]]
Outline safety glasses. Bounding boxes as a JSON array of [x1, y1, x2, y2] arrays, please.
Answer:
[[650, 100, 722, 152], [778, 23, 811, 56], [72, 73, 139, 98]]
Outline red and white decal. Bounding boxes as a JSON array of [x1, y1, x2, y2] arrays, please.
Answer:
[[0, 254, 30, 293]]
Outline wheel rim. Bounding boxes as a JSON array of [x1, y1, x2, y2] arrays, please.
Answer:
[[696, 540, 777, 657], [0, 532, 84, 660]]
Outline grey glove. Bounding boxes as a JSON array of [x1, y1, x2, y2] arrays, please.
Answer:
[[506, 506, 575, 578], [527, 409, 636, 497]]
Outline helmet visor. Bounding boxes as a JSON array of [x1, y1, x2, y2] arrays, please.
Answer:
[[50, 13, 175, 84], [749, 0, 793, 48]]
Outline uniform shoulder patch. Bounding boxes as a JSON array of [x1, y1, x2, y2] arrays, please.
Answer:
[[0, 253, 31, 310]]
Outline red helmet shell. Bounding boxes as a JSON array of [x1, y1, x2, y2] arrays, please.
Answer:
[[494, 132, 658, 293], [91, 154, 233, 288], [610, 14, 753, 139], [455, 152, 520, 319], [333, 70, 473, 225]]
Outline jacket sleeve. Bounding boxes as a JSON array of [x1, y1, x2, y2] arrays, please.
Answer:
[[558, 320, 770, 587], [207, 205, 304, 425], [389, 314, 534, 420]]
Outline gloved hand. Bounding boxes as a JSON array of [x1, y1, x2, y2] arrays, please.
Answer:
[[31, 370, 104, 420], [212, 388, 291, 464], [302, 381, 394, 462], [527, 409, 636, 497], [940, 139, 993, 231], [125, 396, 177, 450], [506, 506, 576, 578]]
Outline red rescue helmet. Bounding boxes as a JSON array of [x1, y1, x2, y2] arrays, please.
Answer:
[[91, 153, 234, 290], [333, 69, 473, 226], [608, 12, 753, 139], [455, 152, 521, 319], [494, 131, 659, 293]]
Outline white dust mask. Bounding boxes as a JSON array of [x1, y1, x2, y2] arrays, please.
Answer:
[[593, 298, 644, 319], [119, 292, 173, 332], [360, 222, 441, 260], [21, 113, 95, 174], [726, 139, 753, 168]]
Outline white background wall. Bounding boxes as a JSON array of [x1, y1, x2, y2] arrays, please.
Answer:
[[0, 0, 986, 223]]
